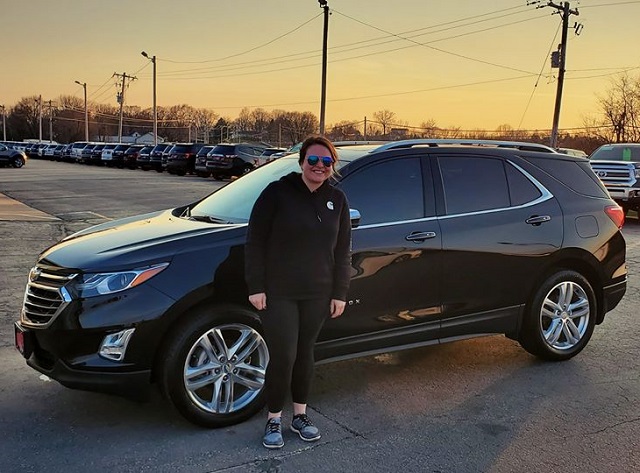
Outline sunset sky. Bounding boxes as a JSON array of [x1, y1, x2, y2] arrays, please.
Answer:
[[2, 0, 639, 132]]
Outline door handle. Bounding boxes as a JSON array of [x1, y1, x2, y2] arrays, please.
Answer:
[[405, 231, 437, 242], [525, 215, 551, 226]]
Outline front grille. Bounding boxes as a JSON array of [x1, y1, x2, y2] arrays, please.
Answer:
[[22, 264, 76, 327], [590, 163, 636, 186]]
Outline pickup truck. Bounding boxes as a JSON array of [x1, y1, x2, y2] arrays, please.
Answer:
[[589, 143, 640, 214]]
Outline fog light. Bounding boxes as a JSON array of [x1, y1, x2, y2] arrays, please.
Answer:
[[99, 328, 135, 361]]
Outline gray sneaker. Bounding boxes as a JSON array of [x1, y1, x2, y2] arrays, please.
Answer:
[[290, 414, 321, 442], [262, 418, 284, 449]]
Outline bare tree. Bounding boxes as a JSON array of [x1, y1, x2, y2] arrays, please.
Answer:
[[192, 108, 219, 143], [6, 96, 41, 140], [327, 120, 363, 141], [596, 73, 640, 142], [372, 109, 397, 137], [419, 119, 438, 138]]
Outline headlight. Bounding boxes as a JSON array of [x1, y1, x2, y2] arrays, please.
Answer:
[[75, 262, 169, 298], [635, 168, 640, 178]]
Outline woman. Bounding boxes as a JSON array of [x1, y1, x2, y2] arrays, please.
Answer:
[[245, 135, 352, 449]]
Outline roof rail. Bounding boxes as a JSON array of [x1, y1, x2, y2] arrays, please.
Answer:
[[333, 140, 389, 147], [370, 139, 557, 154]]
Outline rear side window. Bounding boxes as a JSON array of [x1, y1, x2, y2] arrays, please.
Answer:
[[505, 162, 542, 206], [527, 157, 609, 198], [438, 156, 510, 214]]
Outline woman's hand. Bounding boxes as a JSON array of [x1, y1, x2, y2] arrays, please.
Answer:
[[330, 299, 346, 318], [249, 293, 267, 311]]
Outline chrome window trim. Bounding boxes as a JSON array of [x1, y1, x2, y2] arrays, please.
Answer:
[[351, 159, 553, 229], [353, 216, 438, 231]]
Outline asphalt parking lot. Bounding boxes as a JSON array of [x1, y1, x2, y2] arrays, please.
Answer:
[[0, 160, 639, 473]]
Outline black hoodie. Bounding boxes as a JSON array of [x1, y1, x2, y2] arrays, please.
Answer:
[[245, 172, 352, 301]]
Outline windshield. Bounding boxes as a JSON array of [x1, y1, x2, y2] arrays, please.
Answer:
[[590, 144, 640, 162], [190, 156, 300, 222], [190, 156, 345, 222]]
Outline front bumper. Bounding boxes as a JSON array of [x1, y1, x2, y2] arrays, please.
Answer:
[[15, 281, 177, 399]]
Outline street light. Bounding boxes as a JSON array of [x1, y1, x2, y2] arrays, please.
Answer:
[[74, 80, 89, 141], [141, 51, 157, 145]]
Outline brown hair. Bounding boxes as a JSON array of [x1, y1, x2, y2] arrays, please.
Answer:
[[298, 135, 338, 169]]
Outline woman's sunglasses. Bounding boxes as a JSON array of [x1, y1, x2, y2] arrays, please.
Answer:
[[306, 155, 334, 167]]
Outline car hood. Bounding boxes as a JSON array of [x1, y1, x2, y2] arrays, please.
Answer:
[[40, 209, 247, 272]]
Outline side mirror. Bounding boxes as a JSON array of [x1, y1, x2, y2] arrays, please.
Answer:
[[349, 208, 361, 229]]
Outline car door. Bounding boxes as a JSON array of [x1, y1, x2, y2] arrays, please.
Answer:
[[316, 153, 443, 358], [433, 153, 564, 338]]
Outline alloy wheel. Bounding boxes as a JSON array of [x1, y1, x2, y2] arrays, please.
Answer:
[[540, 281, 590, 350], [183, 323, 268, 414]]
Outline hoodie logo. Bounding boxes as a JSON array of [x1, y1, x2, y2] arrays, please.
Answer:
[[326, 201, 334, 210]]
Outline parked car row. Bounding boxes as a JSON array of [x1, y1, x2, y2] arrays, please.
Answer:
[[15, 140, 288, 178]]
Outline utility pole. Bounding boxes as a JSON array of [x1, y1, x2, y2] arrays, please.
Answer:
[[37, 95, 43, 143], [75, 80, 89, 141], [141, 52, 157, 145], [363, 116, 367, 140], [46, 100, 54, 142], [542, 1, 580, 148], [1, 105, 6, 141], [113, 72, 137, 143], [318, 0, 329, 135]]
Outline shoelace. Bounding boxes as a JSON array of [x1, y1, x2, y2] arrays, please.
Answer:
[[293, 414, 313, 428], [266, 420, 281, 434]]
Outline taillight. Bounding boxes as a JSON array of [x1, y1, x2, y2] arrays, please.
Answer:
[[604, 205, 625, 228]]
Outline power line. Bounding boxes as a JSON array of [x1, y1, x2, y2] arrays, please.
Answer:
[[517, 18, 563, 130], [161, 12, 323, 64], [145, 10, 547, 80]]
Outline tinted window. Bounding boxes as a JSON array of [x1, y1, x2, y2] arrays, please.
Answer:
[[172, 145, 191, 153], [197, 146, 214, 156], [505, 162, 542, 206], [211, 145, 236, 155], [590, 144, 640, 162], [339, 158, 424, 225], [528, 157, 610, 198], [439, 156, 509, 214]]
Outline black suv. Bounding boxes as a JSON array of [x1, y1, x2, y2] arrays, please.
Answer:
[[205, 143, 270, 179], [164, 143, 206, 175], [14, 139, 627, 428], [148, 143, 172, 172]]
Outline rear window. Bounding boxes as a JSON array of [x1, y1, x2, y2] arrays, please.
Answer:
[[171, 145, 192, 153], [197, 146, 214, 156], [590, 144, 640, 162], [114, 145, 130, 151], [211, 145, 236, 155], [527, 157, 610, 198]]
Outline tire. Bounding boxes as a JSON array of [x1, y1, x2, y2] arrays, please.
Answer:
[[159, 306, 269, 428], [519, 270, 596, 361], [12, 156, 25, 168], [241, 164, 253, 175]]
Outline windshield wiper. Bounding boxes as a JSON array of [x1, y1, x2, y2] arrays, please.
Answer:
[[188, 214, 233, 224]]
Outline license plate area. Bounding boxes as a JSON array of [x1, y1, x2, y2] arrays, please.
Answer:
[[14, 322, 34, 359]]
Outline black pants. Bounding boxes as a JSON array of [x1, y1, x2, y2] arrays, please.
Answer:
[[260, 297, 330, 413]]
